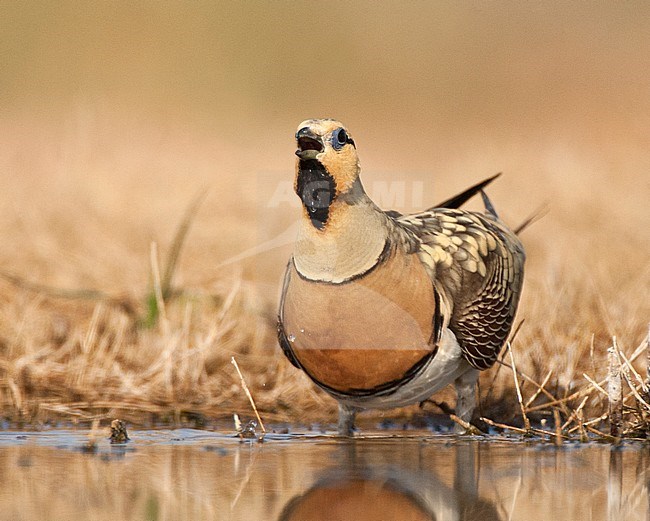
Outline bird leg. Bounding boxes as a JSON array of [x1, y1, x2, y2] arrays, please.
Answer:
[[453, 369, 479, 433], [337, 403, 358, 436]]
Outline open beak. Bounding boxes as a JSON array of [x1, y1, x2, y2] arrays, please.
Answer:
[[295, 127, 324, 160]]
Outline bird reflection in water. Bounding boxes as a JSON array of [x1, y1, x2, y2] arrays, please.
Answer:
[[278, 441, 501, 521]]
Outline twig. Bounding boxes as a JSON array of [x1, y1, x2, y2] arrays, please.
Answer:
[[231, 357, 266, 439], [480, 417, 567, 439], [618, 345, 648, 394], [524, 369, 553, 408], [583, 373, 609, 397], [629, 335, 650, 364], [497, 360, 559, 409], [586, 424, 614, 439], [561, 395, 589, 431], [608, 340, 623, 438], [508, 319, 526, 346], [567, 413, 608, 434], [576, 407, 588, 442], [449, 414, 484, 435], [553, 408, 563, 446], [526, 384, 595, 413], [619, 361, 650, 413], [507, 342, 531, 434], [481, 416, 527, 434], [582, 378, 641, 417]]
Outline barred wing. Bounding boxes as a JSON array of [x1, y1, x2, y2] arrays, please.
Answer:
[[397, 209, 525, 370]]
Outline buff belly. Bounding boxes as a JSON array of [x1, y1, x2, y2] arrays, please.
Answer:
[[282, 249, 439, 394], [335, 328, 472, 410]]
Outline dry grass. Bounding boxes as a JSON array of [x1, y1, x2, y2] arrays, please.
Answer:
[[0, 113, 648, 441]]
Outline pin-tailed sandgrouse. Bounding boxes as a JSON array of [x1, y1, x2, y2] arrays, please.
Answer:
[[278, 119, 525, 435]]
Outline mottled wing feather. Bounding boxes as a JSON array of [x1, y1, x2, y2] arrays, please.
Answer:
[[386, 174, 500, 222], [451, 228, 524, 369], [395, 209, 525, 370]]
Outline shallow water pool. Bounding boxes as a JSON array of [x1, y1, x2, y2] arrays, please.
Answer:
[[0, 428, 647, 520]]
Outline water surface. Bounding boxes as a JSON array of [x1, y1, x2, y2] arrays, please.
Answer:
[[0, 429, 647, 520]]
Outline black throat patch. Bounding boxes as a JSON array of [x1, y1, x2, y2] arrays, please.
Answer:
[[296, 159, 337, 230]]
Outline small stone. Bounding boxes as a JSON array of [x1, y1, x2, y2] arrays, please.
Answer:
[[109, 419, 130, 444]]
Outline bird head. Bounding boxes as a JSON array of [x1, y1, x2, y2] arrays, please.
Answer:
[[294, 119, 360, 229]]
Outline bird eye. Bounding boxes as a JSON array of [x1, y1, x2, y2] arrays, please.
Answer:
[[332, 128, 348, 149]]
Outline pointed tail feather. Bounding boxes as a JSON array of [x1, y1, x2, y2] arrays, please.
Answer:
[[480, 189, 499, 218], [431, 172, 502, 210], [514, 204, 548, 235]]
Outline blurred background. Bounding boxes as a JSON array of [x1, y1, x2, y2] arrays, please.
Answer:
[[0, 2, 648, 420]]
